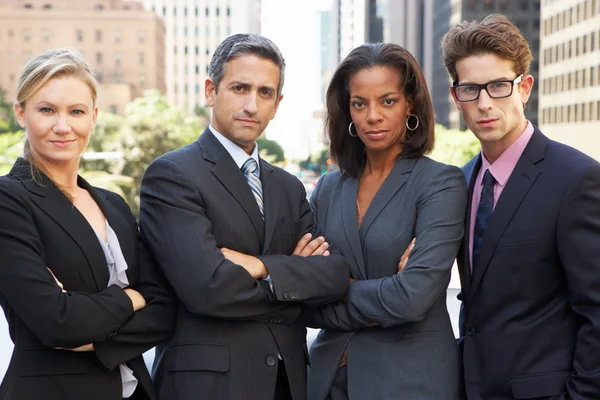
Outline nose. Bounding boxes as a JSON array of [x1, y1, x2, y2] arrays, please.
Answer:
[[244, 93, 258, 115], [366, 105, 382, 124], [476, 88, 494, 112], [53, 114, 71, 135]]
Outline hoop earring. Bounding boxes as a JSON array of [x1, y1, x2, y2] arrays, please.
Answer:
[[406, 114, 419, 131], [348, 121, 358, 137]]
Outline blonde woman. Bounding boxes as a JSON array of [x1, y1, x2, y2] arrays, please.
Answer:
[[0, 48, 174, 400]]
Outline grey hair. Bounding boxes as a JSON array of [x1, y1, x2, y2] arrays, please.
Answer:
[[208, 33, 286, 96]]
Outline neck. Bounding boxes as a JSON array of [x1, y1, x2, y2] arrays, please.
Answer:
[[35, 157, 81, 196], [363, 147, 401, 179], [481, 119, 528, 164]]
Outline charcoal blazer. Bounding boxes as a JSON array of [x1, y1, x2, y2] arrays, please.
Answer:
[[140, 128, 350, 400], [303, 156, 467, 400], [0, 158, 175, 400], [457, 127, 600, 399]]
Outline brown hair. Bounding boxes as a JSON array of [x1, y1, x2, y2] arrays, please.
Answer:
[[14, 48, 98, 199], [326, 43, 434, 178], [441, 14, 533, 83]]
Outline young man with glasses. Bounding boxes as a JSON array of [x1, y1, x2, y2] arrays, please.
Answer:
[[442, 14, 600, 400]]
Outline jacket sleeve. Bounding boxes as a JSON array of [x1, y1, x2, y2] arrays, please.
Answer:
[[139, 157, 300, 323], [259, 178, 350, 306], [0, 181, 134, 349], [557, 165, 600, 398], [94, 199, 176, 371], [344, 165, 467, 328]]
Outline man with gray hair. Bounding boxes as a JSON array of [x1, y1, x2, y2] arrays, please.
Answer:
[[140, 34, 350, 399]]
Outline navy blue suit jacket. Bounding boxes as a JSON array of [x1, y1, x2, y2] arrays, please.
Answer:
[[457, 127, 600, 399]]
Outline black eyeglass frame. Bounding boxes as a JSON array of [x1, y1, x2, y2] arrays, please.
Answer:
[[452, 74, 523, 102]]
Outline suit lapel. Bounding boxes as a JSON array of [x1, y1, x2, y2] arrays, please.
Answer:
[[460, 155, 482, 299], [199, 130, 265, 246], [11, 159, 110, 291], [341, 177, 367, 278], [358, 157, 416, 244], [79, 178, 137, 281], [468, 130, 547, 303], [260, 159, 281, 254]]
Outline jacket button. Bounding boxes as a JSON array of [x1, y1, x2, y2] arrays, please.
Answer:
[[265, 355, 277, 367], [290, 292, 299, 300], [467, 326, 476, 336], [282, 293, 289, 300]]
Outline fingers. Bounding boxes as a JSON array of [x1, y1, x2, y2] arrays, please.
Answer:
[[309, 240, 330, 256], [398, 238, 416, 273], [47, 268, 65, 292], [293, 233, 312, 255]]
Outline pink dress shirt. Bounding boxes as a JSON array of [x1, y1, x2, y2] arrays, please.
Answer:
[[468, 121, 535, 269]]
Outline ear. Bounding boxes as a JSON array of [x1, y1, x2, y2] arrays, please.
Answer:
[[518, 74, 534, 104], [270, 93, 284, 120], [449, 85, 462, 111], [13, 102, 26, 129], [92, 106, 98, 129], [205, 78, 216, 107]]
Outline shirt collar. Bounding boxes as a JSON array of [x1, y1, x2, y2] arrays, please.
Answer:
[[480, 120, 534, 187], [209, 124, 260, 177]]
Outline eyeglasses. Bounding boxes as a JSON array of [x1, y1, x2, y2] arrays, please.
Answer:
[[452, 75, 523, 102]]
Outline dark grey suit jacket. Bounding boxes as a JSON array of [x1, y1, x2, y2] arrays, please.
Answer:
[[303, 156, 467, 400], [139, 128, 350, 400]]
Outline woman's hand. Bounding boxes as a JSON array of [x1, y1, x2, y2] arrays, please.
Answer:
[[293, 233, 330, 257], [47, 268, 66, 293], [397, 238, 416, 273], [124, 288, 146, 312]]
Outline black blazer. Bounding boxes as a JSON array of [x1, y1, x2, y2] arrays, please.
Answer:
[[140, 128, 350, 400], [0, 158, 175, 400], [457, 128, 600, 400]]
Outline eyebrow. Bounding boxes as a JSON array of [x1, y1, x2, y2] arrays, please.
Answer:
[[351, 91, 399, 100], [458, 77, 513, 85], [229, 81, 276, 92], [34, 101, 89, 109]]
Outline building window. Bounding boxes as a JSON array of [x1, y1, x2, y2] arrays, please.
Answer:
[[173, 7, 176, 16], [115, 52, 122, 67], [520, 0, 529, 10], [227, 7, 231, 16], [139, 74, 145, 88], [195, 65, 199, 74], [95, 30, 102, 43], [24, 3, 33, 8], [42, 3, 52, 9], [115, 73, 122, 84], [96, 72, 103, 83], [23, 29, 31, 42], [96, 52, 102, 65], [195, 7, 199, 16], [139, 52, 145, 65], [94, 4, 104, 11], [109, 104, 118, 114], [162, 6, 166, 15], [195, 46, 199, 55], [42, 28, 50, 42], [205, 7, 209, 16], [138, 30, 145, 44], [216, 7, 220, 16], [115, 30, 121, 43], [76, 29, 83, 42], [184, 7, 188, 16]]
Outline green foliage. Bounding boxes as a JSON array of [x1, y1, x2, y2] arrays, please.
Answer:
[[256, 136, 285, 164], [299, 146, 330, 173], [0, 131, 24, 175], [81, 90, 206, 215], [429, 124, 480, 167], [0, 88, 20, 133]]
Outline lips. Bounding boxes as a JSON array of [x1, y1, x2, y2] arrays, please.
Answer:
[[236, 118, 259, 125], [365, 130, 389, 140], [477, 118, 498, 128], [50, 140, 76, 148]]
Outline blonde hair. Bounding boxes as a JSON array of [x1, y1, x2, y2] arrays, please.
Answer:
[[15, 48, 98, 199]]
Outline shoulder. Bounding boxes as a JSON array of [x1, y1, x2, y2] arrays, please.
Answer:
[[414, 156, 465, 182], [545, 139, 599, 174], [0, 175, 28, 200], [149, 142, 202, 171]]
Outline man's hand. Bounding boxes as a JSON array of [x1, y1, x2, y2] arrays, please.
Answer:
[[398, 238, 416, 273], [47, 268, 66, 292], [221, 248, 268, 279], [293, 233, 330, 257], [56, 343, 95, 352]]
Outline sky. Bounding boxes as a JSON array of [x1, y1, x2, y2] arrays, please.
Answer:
[[260, 0, 333, 160]]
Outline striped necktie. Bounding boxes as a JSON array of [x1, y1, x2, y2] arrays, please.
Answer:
[[241, 158, 264, 218]]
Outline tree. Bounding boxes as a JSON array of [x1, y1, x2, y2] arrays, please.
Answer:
[[81, 90, 206, 215], [428, 124, 480, 167], [0, 88, 20, 134], [0, 131, 24, 175], [256, 136, 285, 164]]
